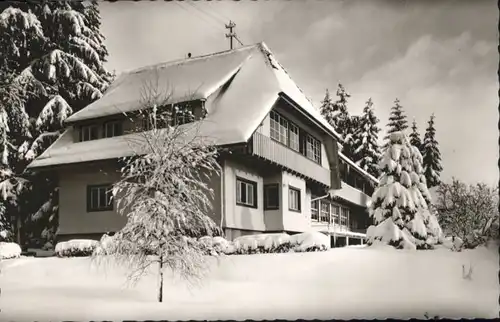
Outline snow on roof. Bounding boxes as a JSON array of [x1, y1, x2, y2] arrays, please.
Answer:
[[338, 151, 379, 185], [66, 45, 258, 123], [27, 120, 246, 169], [29, 43, 344, 169]]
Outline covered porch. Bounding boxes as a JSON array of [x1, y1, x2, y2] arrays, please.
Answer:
[[310, 196, 368, 248]]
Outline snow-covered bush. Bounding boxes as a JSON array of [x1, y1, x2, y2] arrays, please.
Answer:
[[199, 236, 235, 255], [232, 232, 330, 255], [436, 179, 499, 249], [290, 231, 330, 252], [0, 242, 22, 259], [55, 239, 98, 257]]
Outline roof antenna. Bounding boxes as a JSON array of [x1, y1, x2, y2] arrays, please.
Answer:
[[225, 20, 237, 50]]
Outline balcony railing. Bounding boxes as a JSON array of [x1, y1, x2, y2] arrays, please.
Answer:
[[334, 181, 371, 207], [251, 132, 330, 186]]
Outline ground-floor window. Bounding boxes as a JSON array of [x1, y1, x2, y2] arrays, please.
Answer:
[[311, 200, 319, 221], [264, 184, 279, 210], [320, 202, 329, 222], [236, 177, 257, 208], [288, 187, 301, 212], [87, 184, 113, 212], [310, 198, 351, 228], [340, 207, 349, 226]]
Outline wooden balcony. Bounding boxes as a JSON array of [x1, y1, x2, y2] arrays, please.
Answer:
[[334, 181, 371, 207], [250, 132, 330, 186]]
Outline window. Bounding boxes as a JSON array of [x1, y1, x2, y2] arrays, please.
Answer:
[[87, 184, 113, 212], [236, 177, 257, 208], [320, 202, 329, 222], [264, 184, 279, 210], [332, 204, 340, 224], [289, 123, 300, 151], [311, 200, 319, 221], [304, 134, 321, 164], [270, 111, 288, 145], [80, 125, 98, 142], [340, 207, 349, 227], [288, 187, 301, 212], [103, 121, 123, 138], [173, 104, 195, 125]]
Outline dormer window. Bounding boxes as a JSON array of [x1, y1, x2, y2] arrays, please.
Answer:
[[80, 125, 98, 142], [103, 121, 123, 138], [173, 103, 195, 126]]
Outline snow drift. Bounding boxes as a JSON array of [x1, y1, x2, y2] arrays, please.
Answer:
[[0, 244, 497, 321]]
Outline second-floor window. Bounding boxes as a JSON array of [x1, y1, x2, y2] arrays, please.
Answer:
[[103, 121, 123, 138], [269, 110, 322, 164], [270, 110, 288, 145], [289, 123, 300, 151], [304, 134, 321, 164], [80, 125, 98, 142]]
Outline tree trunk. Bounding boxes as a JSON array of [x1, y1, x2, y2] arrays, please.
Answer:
[[158, 255, 164, 303], [16, 215, 22, 247]]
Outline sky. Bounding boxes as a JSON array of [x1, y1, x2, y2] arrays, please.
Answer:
[[99, 0, 498, 187]]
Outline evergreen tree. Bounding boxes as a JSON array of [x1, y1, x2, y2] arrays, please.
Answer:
[[320, 84, 350, 135], [409, 119, 422, 153], [383, 98, 408, 148], [352, 98, 381, 178], [367, 131, 442, 250], [366, 132, 416, 249], [406, 144, 439, 249], [342, 115, 359, 160], [319, 88, 334, 126], [319, 84, 356, 159], [333, 83, 351, 139], [0, 1, 112, 245], [421, 114, 442, 188]]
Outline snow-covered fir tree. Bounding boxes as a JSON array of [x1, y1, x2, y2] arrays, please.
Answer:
[[320, 84, 350, 135], [367, 131, 443, 250], [383, 98, 408, 148], [406, 145, 442, 249], [352, 98, 381, 178], [0, 1, 112, 244], [319, 88, 334, 126], [421, 114, 442, 188], [342, 114, 359, 160], [319, 84, 356, 158], [409, 119, 422, 153], [366, 132, 417, 249]]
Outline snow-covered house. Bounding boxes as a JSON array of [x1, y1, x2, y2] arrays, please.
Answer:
[[27, 43, 378, 246]]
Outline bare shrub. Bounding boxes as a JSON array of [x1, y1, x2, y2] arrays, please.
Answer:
[[436, 178, 499, 249]]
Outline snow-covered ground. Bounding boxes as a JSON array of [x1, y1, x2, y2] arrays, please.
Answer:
[[0, 245, 498, 321]]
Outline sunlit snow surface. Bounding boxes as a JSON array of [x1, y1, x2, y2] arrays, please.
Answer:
[[0, 244, 498, 321]]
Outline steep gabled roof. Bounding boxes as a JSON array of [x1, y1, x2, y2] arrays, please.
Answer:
[[28, 42, 342, 170]]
